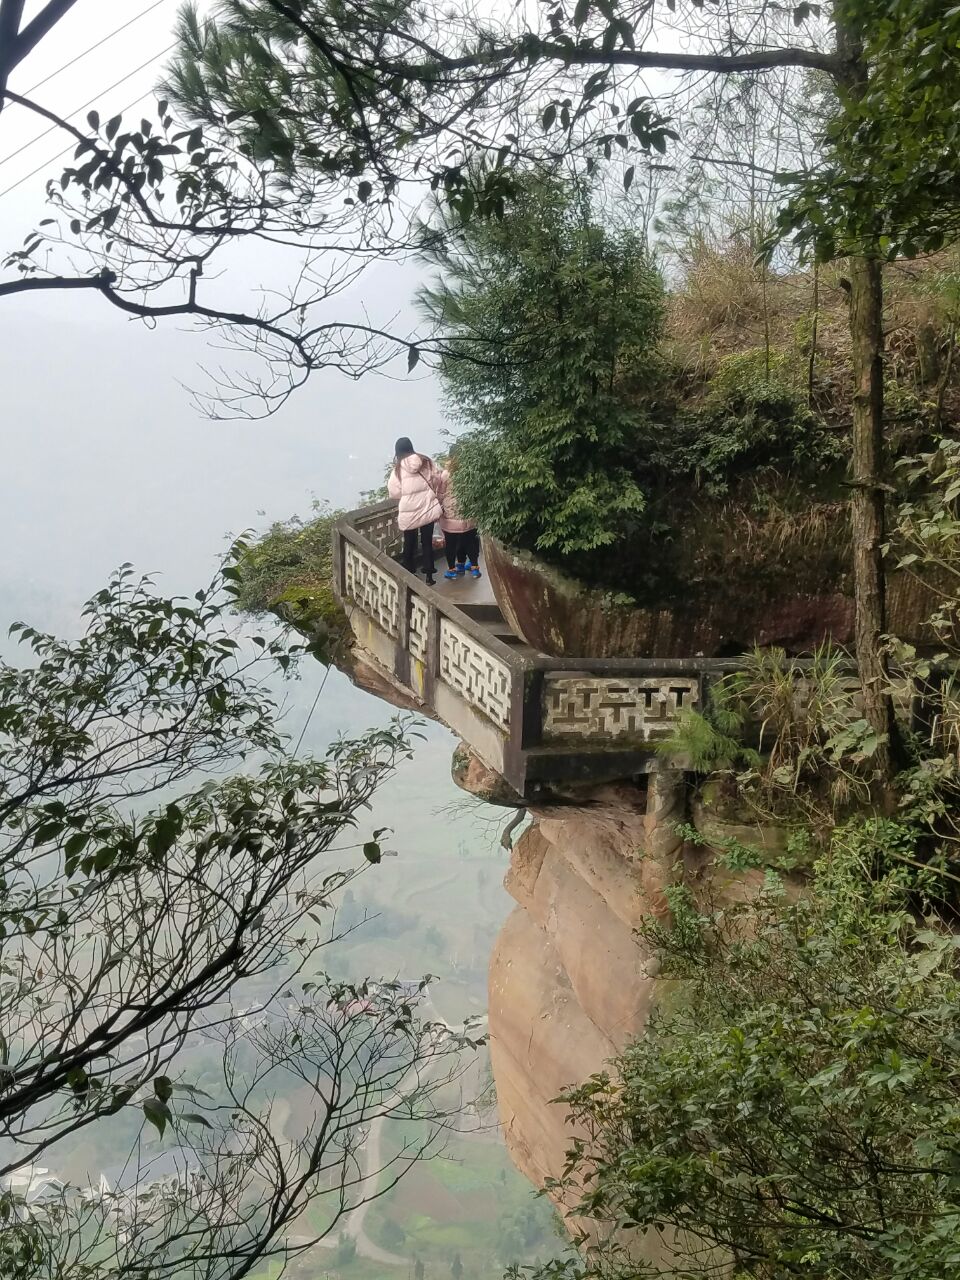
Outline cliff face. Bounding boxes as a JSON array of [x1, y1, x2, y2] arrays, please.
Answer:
[[479, 764, 798, 1245], [485, 775, 685, 1209]]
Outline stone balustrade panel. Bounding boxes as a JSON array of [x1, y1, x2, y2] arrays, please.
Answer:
[[439, 619, 512, 730], [409, 594, 429, 661], [344, 544, 400, 637], [354, 506, 401, 554], [543, 676, 700, 741]]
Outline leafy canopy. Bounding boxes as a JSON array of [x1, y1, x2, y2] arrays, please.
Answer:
[[419, 173, 663, 559], [780, 0, 960, 259]]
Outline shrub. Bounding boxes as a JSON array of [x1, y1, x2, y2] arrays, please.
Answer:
[[420, 173, 664, 565], [233, 501, 340, 616], [640, 349, 844, 498], [539, 834, 960, 1280], [233, 502, 350, 655], [454, 425, 647, 558]]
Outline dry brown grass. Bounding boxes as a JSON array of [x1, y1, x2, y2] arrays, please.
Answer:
[[729, 497, 849, 560], [665, 238, 960, 426]]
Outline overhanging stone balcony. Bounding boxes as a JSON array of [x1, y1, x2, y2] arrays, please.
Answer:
[[333, 500, 934, 798]]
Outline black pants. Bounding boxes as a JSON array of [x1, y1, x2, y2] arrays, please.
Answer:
[[402, 523, 435, 577], [443, 529, 480, 570]]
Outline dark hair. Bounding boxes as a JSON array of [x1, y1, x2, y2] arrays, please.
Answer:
[[393, 438, 438, 482]]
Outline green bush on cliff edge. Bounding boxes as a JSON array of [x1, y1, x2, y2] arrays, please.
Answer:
[[418, 173, 664, 566], [233, 503, 350, 649]]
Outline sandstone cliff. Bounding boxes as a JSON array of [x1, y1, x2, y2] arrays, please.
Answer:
[[485, 775, 684, 1206], [475, 762, 797, 1240]]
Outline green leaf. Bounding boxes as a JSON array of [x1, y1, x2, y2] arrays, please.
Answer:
[[142, 1097, 170, 1138], [154, 1075, 173, 1103], [180, 1111, 213, 1128], [363, 840, 381, 864], [407, 345, 420, 372]]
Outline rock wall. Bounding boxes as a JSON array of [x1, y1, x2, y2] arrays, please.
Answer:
[[480, 763, 797, 1241], [486, 775, 685, 1207]]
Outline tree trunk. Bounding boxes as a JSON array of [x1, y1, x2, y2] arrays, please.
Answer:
[[807, 260, 819, 407], [0, 0, 27, 109], [848, 254, 897, 794], [834, 8, 898, 797]]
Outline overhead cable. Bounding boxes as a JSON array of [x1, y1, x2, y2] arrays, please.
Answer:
[[0, 42, 176, 173], [0, 43, 176, 197], [20, 0, 170, 100]]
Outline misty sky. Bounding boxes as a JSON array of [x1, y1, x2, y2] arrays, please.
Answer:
[[0, 1, 450, 631], [0, 3, 491, 874], [0, 4, 516, 1072]]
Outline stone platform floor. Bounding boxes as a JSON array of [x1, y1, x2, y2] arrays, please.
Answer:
[[400, 543, 535, 651], [431, 562, 496, 607]]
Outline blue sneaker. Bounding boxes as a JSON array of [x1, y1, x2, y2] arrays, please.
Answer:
[[443, 569, 459, 580]]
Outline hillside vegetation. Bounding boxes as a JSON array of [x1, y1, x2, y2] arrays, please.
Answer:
[[421, 177, 960, 608], [665, 236, 960, 430], [236, 230, 960, 629]]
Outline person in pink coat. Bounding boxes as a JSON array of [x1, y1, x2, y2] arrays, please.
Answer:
[[387, 436, 443, 585], [436, 448, 481, 580]]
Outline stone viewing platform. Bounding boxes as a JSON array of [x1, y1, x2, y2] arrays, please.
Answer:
[[333, 499, 929, 800]]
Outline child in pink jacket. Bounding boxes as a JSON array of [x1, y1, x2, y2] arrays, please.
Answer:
[[387, 437, 443, 585], [436, 450, 481, 580]]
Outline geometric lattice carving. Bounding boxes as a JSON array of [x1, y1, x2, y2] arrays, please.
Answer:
[[543, 676, 700, 741], [439, 619, 511, 729], [354, 504, 401, 555], [344, 544, 400, 637], [409, 594, 429, 661]]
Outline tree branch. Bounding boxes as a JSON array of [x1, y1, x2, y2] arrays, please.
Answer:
[[544, 43, 841, 76], [382, 39, 841, 82], [6, 0, 80, 72], [0, 271, 115, 298], [0, 0, 81, 111], [0, 0, 27, 107]]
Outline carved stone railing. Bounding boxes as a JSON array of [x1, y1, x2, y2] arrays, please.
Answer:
[[333, 501, 937, 796], [354, 502, 403, 557]]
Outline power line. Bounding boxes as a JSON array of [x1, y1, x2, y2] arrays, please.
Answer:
[[0, 42, 176, 172], [0, 84, 156, 199], [21, 0, 170, 99], [0, 44, 178, 199]]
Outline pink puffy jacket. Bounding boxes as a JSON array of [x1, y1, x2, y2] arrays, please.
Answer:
[[435, 469, 475, 534], [387, 455, 443, 531]]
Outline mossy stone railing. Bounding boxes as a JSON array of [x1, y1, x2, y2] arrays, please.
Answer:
[[334, 500, 934, 797]]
